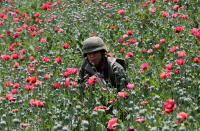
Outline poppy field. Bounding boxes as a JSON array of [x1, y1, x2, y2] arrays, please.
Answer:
[[0, 0, 200, 130]]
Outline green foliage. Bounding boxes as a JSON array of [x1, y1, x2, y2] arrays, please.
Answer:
[[0, 0, 200, 130]]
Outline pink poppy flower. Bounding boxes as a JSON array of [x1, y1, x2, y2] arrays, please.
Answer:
[[107, 117, 117, 130], [127, 83, 134, 90], [118, 10, 125, 15], [162, 12, 169, 17], [118, 91, 127, 98], [178, 51, 186, 58], [176, 59, 185, 65], [40, 38, 46, 43], [176, 112, 187, 123], [126, 52, 133, 59]]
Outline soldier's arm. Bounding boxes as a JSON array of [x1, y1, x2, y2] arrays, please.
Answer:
[[78, 62, 93, 88], [78, 67, 85, 84], [111, 62, 128, 92]]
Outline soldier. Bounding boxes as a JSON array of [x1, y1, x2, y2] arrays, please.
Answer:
[[78, 36, 128, 92]]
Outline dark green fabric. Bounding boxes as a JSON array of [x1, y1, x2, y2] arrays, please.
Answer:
[[78, 56, 128, 92]]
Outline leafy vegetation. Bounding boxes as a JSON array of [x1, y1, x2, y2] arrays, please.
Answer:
[[0, 0, 199, 130]]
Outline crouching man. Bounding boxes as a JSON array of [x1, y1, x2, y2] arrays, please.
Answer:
[[78, 36, 128, 92]]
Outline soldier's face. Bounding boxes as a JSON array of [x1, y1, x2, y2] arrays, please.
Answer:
[[87, 51, 102, 66]]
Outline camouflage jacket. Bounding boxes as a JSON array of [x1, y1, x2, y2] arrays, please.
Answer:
[[78, 56, 128, 92]]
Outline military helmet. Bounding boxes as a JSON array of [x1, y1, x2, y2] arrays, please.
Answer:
[[82, 37, 107, 56]]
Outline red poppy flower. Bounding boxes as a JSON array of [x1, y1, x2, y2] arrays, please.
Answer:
[[63, 72, 70, 77], [40, 38, 46, 43], [118, 10, 125, 15], [110, 26, 115, 30], [127, 30, 133, 35], [176, 112, 187, 123], [91, 33, 96, 37], [150, 8, 156, 13], [163, 99, 176, 113], [147, 49, 153, 53], [20, 123, 30, 129], [172, 12, 178, 18], [42, 56, 50, 63], [70, 81, 77, 88], [93, 106, 108, 111], [118, 91, 127, 98], [31, 76, 37, 83], [55, 57, 62, 63], [195, 32, 200, 38], [63, 43, 70, 49], [31, 32, 37, 37], [26, 77, 32, 83], [141, 63, 149, 71], [13, 62, 19, 68], [42, 2, 52, 10], [178, 51, 186, 58], [194, 57, 199, 63], [11, 53, 19, 59], [28, 62, 36, 74], [107, 117, 117, 130], [16, 27, 22, 32], [176, 59, 185, 65], [44, 73, 50, 80], [30, 99, 44, 108], [36, 99, 44, 108], [169, 47, 176, 53], [192, 28, 198, 35], [154, 44, 159, 50], [53, 83, 60, 89], [160, 38, 166, 43], [135, 117, 145, 123], [162, 12, 169, 17], [118, 38, 124, 44], [13, 83, 21, 88], [25, 85, 33, 91], [34, 12, 40, 17], [19, 49, 25, 54], [141, 101, 148, 106], [5, 81, 12, 87], [66, 68, 78, 74], [11, 89, 18, 94], [166, 63, 173, 70], [87, 75, 97, 86], [6, 93, 16, 102], [129, 39, 136, 44], [2, 55, 10, 60], [175, 26, 183, 33], [126, 52, 133, 59], [160, 72, 170, 79], [65, 78, 70, 87], [127, 83, 134, 90], [120, 48, 124, 54], [175, 69, 180, 74]]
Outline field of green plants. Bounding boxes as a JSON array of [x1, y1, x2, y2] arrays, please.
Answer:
[[0, 0, 200, 130]]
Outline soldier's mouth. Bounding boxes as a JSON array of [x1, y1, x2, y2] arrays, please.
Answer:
[[90, 60, 96, 64]]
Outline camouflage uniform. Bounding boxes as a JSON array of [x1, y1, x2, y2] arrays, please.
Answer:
[[78, 37, 128, 92]]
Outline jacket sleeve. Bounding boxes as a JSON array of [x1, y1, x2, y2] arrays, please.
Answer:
[[111, 62, 128, 92], [77, 60, 91, 87]]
